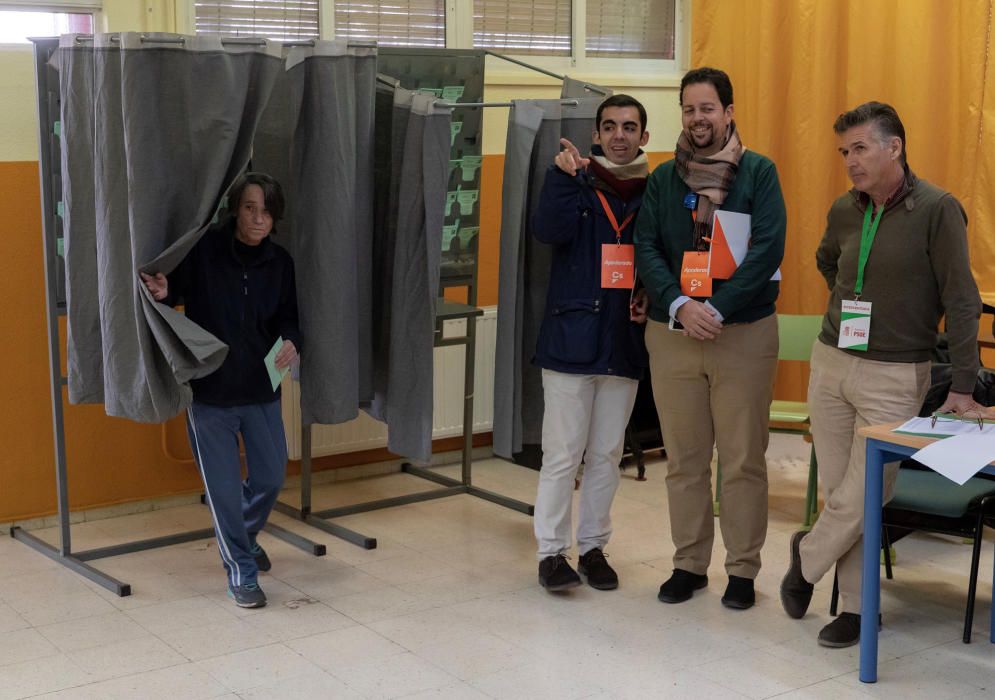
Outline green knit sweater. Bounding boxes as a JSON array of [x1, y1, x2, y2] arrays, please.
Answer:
[[634, 150, 787, 325], [816, 176, 981, 392]]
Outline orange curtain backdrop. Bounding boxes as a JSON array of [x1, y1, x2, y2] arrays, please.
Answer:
[[691, 0, 994, 398], [973, 5, 995, 308]]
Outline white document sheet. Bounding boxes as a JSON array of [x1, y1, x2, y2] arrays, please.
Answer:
[[910, 433, 995, 485], [709, 210, 781, 280]]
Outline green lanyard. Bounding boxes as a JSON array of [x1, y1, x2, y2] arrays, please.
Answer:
[[854, 202, 885, 299]]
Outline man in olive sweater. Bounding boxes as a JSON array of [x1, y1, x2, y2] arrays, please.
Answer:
[[780, 102, 982, 647], [634, 67, 786, 610]]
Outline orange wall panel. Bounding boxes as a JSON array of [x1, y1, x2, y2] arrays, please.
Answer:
[[476, 153, 505, 307], [2, 162, 239, 521], [0, 161, 58, 521], [0, 161, 208, 521]]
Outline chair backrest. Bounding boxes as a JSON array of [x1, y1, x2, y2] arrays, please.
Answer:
[[777, 314, 824, 362]]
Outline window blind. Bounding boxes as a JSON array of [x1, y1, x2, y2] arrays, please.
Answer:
[[333, 1, 444, 48], [473, 0, 571, 56], [195, 1, 319, 40], [586, 0, 675, 59]]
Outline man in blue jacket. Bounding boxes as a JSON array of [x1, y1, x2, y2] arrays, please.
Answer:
[[532, 95, 651, 592], [141, 172, 300, 609]]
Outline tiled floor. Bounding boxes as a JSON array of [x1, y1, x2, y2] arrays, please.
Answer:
[[1, 434, 993, 699]]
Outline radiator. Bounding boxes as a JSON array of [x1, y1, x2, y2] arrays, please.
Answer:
[[281, 305, 498, 460]]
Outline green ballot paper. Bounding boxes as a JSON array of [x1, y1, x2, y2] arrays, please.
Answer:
[[265, 337, 289, 391]]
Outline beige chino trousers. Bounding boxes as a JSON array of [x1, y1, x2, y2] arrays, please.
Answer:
[[800, 341, 930, 613], [646, 314, 778, 578]]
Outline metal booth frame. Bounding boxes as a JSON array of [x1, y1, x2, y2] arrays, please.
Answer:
[[13, 36, 326, 597]]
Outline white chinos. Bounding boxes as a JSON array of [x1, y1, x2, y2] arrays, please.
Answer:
[[534, 368, 640, 559]]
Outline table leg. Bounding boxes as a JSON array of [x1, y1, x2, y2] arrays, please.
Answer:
[[859, 439, 884, 683]]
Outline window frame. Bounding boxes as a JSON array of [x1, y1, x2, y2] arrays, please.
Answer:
[[182, 0, 688, 81], [0, 2, 100, 49], [582, 0, 680, 62], [328, 1, 446, 49], [0, 1, 100, 8], [460, 0, 688, 82], [189, 0, 321, 41]]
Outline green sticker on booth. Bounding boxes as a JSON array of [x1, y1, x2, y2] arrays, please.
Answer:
[[442, 85, 465, 102]]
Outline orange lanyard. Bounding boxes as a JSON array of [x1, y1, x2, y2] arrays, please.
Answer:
[[595, 190, 635, 244]]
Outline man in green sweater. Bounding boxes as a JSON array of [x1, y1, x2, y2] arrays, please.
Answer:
[[634, 67, 786, 610], [780, 102, 983, 647]]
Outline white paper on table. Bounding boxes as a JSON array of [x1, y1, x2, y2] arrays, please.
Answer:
[[893, 416, 995, 438], [910, 432, 995, 485]]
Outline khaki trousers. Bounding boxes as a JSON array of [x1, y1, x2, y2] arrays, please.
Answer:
[[800, 341, 930, 613], [645, 314, 778, 578]]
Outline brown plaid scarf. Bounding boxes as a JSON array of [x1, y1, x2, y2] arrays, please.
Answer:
[[588, 145, 649, 202], [675, 122, 744, 250]]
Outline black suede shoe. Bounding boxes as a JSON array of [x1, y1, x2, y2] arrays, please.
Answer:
[[657, 569, 708, 603], [780, 531, 814, 619], [578, 548, 618, 590], [251, 543, 272, 573], [721, 575, 755, 609], [818, 612, 861, 648], [538, 554, 581, 592], [817, 612, 882, 648]]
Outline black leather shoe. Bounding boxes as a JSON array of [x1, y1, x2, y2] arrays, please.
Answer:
[[538, 554, 581, 592], [721, 575, 755, 609], [780, 531, 814, 619], [578, 548, 618, 590], [657, 569, 708, 603]]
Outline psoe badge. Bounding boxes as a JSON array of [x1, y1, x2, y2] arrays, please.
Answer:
[[838, 299, 872, 351]]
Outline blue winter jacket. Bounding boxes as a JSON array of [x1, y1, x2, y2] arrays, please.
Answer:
[[532, 165, 648, 380]]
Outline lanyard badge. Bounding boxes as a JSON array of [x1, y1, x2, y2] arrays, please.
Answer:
[[680, 251, 712, 297], [853, 203, 884, 300], [596, 190, 636, 289], [838, 204, 883, 351], [602, 244, 635, 288]]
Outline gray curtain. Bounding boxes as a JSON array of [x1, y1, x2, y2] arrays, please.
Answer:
[[492, 97, 603, 459], [253, 40, 377, 426], [60, 39, 100, 404], [60, 33, 283, 422], [367, 88, 451, 463], [369, 79, 406, 424]]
